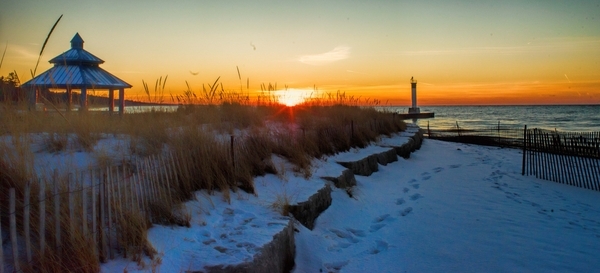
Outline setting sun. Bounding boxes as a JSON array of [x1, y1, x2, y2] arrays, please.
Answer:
[[275, 89, 312, 106]]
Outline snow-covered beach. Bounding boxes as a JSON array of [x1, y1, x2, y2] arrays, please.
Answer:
[[98, 129, 600, 273]]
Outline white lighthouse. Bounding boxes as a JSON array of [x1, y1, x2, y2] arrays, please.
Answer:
[[408, 76, 420, 114]]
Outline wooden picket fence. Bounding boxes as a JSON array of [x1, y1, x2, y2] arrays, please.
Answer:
[[0, 153, 180, 272], [522, 127, 600, 190]]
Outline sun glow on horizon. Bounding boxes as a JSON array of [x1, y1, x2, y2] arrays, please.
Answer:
[[275, 89, 312, 106]]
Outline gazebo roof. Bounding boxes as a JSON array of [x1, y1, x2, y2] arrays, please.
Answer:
[[22, 33, 132, 89]]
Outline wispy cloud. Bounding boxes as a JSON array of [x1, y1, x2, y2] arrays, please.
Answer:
[[346, 69, 366, 74], [10, 45, 38, 60], [398, 37, 600, 56], [299, 46, 350, 66]]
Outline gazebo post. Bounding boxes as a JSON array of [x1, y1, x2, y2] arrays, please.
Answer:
[[29, 87, 38, 109], [66, 88, 72, 111], [108, 89, 115, 114], [80, 87, 87, 111], [118, 88, 125, 115]]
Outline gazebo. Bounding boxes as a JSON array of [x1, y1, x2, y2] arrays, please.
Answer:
[[22, 33, 132, 115]]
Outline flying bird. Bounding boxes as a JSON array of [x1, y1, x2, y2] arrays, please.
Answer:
[[190, 71, 199, 76], [250, 42, 256, 51]]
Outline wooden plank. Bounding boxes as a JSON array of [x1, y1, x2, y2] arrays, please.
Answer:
[[549, 132, 559, 183], [554, 133, 565, 185], [10, 188, 21, 272], [90, 170, 98, 259], [544, 132, 557, 183], [82, 171, 88, 237], [569, 137, 583, 188], [522, 125, 527, 176], [564, 136, 574, 186], [533, 129, 540, 178], [24, 181, 32, 263], [54, 170, 61, 250], [150, 155, 163, 202], [122, 164, 131, 211], [132, 171, 141, 212], [69, 172, 76, 242], [116, 165, 123, 213], [132, 161, 144, 215], [39, 178, 46, 256], [107, 166, 114, 259], [147, 157, 159, 202], [137, 158, 150, 218], [170, 151, 188, 196], [100, 169, 108, 262], [541, 130, 548, 180], [580, 142, 593, 190], [527, 130, 534, 175], [159, 154, 174, 203], [0, 196, 4, 273]]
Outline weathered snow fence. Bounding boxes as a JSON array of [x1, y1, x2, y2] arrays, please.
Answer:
[[1, 129, 424, 272], [523, 128, 600, 191], [1, 154, 182, 269]]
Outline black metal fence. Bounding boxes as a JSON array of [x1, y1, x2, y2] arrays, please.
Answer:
[[522, 127, 600, 191]]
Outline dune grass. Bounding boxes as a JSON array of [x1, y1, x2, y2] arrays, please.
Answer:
[[0, 81, 406, 272]]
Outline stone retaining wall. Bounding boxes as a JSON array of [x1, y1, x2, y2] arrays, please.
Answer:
[[206, 129, 424, 272]]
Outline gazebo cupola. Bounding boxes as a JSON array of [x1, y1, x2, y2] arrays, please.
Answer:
[[22, 33, 132, 114]]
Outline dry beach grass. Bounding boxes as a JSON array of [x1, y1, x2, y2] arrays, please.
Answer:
[[0, 98, 406, 272]]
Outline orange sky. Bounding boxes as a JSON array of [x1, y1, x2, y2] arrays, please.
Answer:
[[1, 1, 599, 105]]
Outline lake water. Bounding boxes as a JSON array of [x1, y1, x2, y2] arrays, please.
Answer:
[[97, 104, 600, 133], [383, 105, 600, 132]]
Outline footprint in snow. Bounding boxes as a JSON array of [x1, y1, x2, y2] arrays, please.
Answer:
[[421, 171, 430, 176], [449, 164, 462, 169], [410, 193, 422, 201], [422, 176, 431, 181], [408, 178, 418, 184], [396, 198, 406, 205], [400, 207, 413, 216], [373, 214, 392, 223], [369, 214, 395, 232], [324, 260, 349, 272], [330, 228, 360, 243], [433, 167, 444, 173], [412, 184, 420, 189], [369, 223, 386, 233], [403, 187, 410, 193], [364, 240, 389, 255], [347, 228, 367, 237]]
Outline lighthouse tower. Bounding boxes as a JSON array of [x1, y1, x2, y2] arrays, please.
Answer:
[[408, 76, 420, 114]]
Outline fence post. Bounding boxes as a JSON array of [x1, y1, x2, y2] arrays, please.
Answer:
[[427, 121, 431, 138], [522, 125, 527, 175], [231, 135, 235, 170], [69, 173, 76, 243], [107, 166, 114, 260], [54, 169, 61, 250], [39, 178, 46, 256], [0, 197, 4, 273], [81, 171, 88, 237], [23, 181, 32, 263], [91, 170, 98, 259], [100, 169, 108, 262]]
